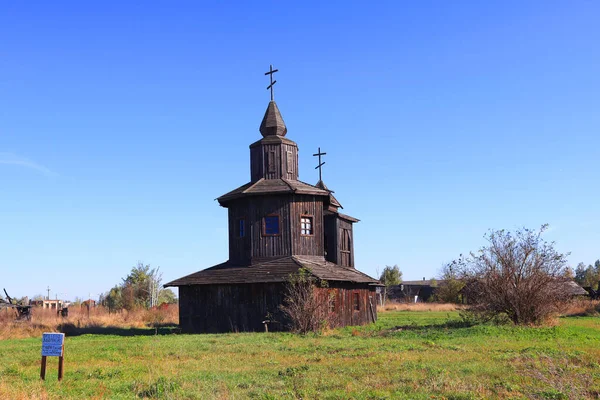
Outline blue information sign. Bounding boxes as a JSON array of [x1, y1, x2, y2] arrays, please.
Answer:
[[41, 333, 64, 357]]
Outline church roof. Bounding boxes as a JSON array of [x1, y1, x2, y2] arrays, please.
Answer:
[[259, 101, 287, 137], [217, 178, 330, 205], [315, 180, 342, 209], [164, 256, 380, 287], [249, 135, 297, 148]]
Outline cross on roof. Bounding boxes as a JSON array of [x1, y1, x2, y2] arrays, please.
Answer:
[[313, 147, 327, 182], [264, 64, 279, 101]]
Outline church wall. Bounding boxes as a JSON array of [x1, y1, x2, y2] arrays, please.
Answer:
[[250, 142, 298, 181], [281, 143, 298, 181], [249, 195, 293, 259], [228, 199, 251, 263], [337, 218, 355, 269], [324, 213, 338, 264], [290, 194, 324, 257], [264, 144, 282, 180], [178, 283, 287, 333], [250, 146, 263, 182], [315, 283, 377, 327], [178, 282, 377, 333]]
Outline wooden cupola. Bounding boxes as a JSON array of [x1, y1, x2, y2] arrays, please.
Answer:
[[250, 101, 299, 182]]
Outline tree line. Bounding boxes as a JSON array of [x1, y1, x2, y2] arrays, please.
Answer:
[[100, 262, 177, 311], [574, 260, 600, 289]]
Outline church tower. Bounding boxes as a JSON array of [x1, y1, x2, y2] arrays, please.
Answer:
[[216, 65, 360, 269], [217, 95, 331, 264]]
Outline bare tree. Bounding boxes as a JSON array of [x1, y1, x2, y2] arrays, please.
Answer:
[[456, 225, 570, 325], [434, 262, 465, 304], [279, 268, 330, 334]]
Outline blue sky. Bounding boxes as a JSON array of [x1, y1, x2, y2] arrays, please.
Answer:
[[1, 1, 599, 300]]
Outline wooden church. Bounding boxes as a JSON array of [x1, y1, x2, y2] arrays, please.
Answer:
[[165, 67, 380, 333]]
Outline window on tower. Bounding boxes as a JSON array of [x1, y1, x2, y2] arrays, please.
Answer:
[[301, 216, 313, 235], [263, 215, 280, 236], [287, 151, 293, 173], [267, 151, 276, 173], [340, 228, 352, 267], [237, 218, 245, 238]]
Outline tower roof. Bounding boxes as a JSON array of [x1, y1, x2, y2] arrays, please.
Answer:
[[217, 178, 329, 206], [259, 101, 287, 137], [316, 180, 343, 209]]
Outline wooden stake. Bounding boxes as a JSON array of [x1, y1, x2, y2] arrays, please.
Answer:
[[369, 298, 376, 323], [58, 356, 64, 381], [40, 356, 47, 380]]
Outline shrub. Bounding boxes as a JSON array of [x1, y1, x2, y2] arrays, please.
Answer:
[[279, 268, 330, 334], [455, 225, 571, 325]]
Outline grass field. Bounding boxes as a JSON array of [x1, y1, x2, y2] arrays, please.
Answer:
[[0, 309, 599, 399]]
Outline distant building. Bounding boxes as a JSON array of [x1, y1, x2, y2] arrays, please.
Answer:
[[30, 299, 66, 310], [388, 279, 442, 303], [81, 299, 96, 308]]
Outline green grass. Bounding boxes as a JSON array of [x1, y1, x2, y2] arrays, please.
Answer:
[[0, 311, 599, 399]]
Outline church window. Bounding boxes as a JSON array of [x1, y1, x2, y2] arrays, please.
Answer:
[[353, 293, 360, 311], [340, 228, 352, 267], [287, 151, 293, 173], [301, 216, 313, 235], [237, 218, 245, 237], [267, 151, 276, 173], [263, 215, 280, 236]]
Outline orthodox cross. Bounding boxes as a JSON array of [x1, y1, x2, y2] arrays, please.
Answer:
[[264, 64, 278, 101], [313, 147, 327, 182]]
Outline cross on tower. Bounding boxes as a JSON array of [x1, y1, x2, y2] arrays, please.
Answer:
[[313, 147, 327, 182], [264, 64, 279, 101]]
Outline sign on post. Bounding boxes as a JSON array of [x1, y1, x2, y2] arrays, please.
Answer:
[[40, 332, 65, 381]]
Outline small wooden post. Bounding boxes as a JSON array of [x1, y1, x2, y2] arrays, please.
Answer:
[[369, 298, 376, 323], [58, 356, 64, 381], [40, 356, 47, 380]]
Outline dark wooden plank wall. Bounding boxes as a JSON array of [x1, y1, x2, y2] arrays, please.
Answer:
[[178, 282, 377, 333], [281, 143, 298, 181], [291, 194, 324, 257], [250, 143, 298, 182], [337, 218, 355, 268], [324, 213, 338, 264], [315, 283, 377, 327], [250, 195, 292, 258], [250, 146, 263, 182], [179, 283, 287, 333], [229, 195, 328, 261], [228, 199, 251, 263]]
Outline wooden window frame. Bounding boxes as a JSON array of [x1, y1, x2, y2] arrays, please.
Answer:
[[267, 151, 276, 173], [262, 214, 281, 237], [300, 215, 314, 236], [237, 217, 246, 238], [286, 151, 294, 173], [340, 228, 352, 267], [353, 292, 360, 311]]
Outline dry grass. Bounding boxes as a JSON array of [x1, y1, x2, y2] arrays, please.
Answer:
[[561, 298, 600, 317], [378, 301, 464, 312], [0, 304, 178, 340]]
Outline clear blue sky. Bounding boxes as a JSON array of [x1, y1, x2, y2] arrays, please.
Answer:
[[1, 1, 599, 300]]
